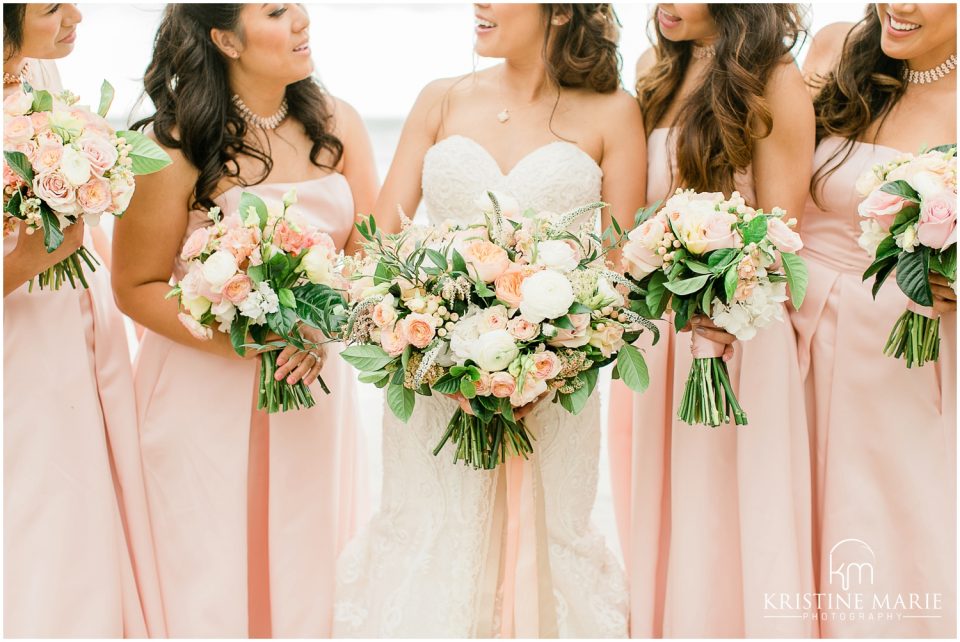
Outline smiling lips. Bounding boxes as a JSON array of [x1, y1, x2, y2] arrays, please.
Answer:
[[657, 7, 681, 29], [475, 16, 496, 34], [887, 13, 921, 35]]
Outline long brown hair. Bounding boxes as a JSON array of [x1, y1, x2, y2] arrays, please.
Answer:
[[810, 7, 906, 205], [132, 4, 343, 211], [636, 4, 806, 194], [542, 4, 622, 94], [3, 4, 26, 61]]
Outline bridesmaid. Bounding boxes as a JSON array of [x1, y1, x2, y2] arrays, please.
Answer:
[[793, 3, 956, 636], [608, 4, 817, 637], [111, 4, 377, 637], [2, 3, 164, 637]]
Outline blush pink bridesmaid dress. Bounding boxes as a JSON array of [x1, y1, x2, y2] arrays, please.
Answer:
[[608, 127, 817, 637], [790, 137, 956, 637], [3, 59, 165, 638], [133, 177, 367, 637]]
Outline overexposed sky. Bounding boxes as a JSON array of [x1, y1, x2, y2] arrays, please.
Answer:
[[57, 2, 869, 124]]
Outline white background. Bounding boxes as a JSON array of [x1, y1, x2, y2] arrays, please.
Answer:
[[56, 2, 868, 558]]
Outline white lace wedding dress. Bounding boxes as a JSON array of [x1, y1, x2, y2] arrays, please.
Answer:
[[333, 135, 628, 638]]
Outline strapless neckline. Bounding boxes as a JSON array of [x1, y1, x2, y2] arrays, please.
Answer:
[[214, 172, 347, 201], [428, 134, 601, 178]]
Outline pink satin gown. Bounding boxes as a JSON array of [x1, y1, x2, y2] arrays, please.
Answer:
[[3, 59, 164, 638], [790, 137, 956, 636], [133, 177, 367, 637], [608, 127, 816, 637]]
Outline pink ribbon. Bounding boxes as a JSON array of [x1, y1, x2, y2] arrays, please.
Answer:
[[907, 299, 940, 319], [690, 329, 726, 359]]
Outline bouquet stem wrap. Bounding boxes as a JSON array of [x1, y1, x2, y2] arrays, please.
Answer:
[[678, 332, 748, 427], [885, 300, 941, 368], [257, 351, 317, 413]]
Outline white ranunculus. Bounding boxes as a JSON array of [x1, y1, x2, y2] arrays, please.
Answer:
[[449, 309, 483, 364], [58, 145, 92, 186], [519, 269, 575, 323], [202, 250, 239, 290], [534, 240, 579, 272], [857, 219, 887, 257], [471, 329, 520, 372], [909, 170, 949, 200], [299, 245, 334, 285]]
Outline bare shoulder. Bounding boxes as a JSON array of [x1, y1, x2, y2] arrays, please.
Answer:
[[767, 57, 813, 108], [142, 129, 197, 186], [635, 47, 657, 79], [328, 95, 366, 136], [803, 22, 857, 85], [592, 88, 643, 125]]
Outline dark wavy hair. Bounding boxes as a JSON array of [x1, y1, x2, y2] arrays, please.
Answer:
[[132, 4, 343, 211], [810, 7, 906, 206], [3, 4, 26, 61], [541, 4, 622, 93], [636, 4, 807, 194]]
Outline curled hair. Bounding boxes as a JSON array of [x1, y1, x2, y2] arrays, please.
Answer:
[[3, 4, 25, 61], [133, 4, 343, 211], [636, 4, 807, 194], [810, 7, 906, 205], [542, 4, 622, 94]]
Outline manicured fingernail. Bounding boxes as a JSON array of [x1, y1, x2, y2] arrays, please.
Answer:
[[275, 372, 284, 381], [277, 357, 286, 366], [287, 376, 296, 384]]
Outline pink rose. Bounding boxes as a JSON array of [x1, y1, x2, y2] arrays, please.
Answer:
[[10, 140, 38, 164], [32, 170, 78, 214], [399, 312, 437, 349], [531, 351, 562, 380], [622, 216, 667, 279], [4, 115, 34, 145], [371, 298, 398, 328], [507, 317, 539, 341], [76, 176, 112, 214], [29, 111, 50, 132], [179, 262, 221, 304], [34, 129, 62, 146], [480, 305, 509, 332], [222, 273, 254, 304], [701, 211, 741, 253], [220, 226, 261, 263], [178, 312, 213, 340], [79, 136, 119, 176], [858, 189, 910, 229], [461, 239, 511, 283], [379, 325, 408, 357], [766, 217, 803, 254], [3, 90, 32, 116], [548, 312, 591, 348], [34, 141, 63, 173], [917, 190, 957, 250], [474, 372, 493, 396], [273, 218, 312, 255], [510, 372, 548, 407], [181, 226, 213, 261], [490, 371, 517, 398]]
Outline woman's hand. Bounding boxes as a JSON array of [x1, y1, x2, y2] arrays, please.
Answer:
[[4, 220, 85, 296], [930, 273, 957, 314], [272, 326, 328, 385], [446, 390, 551, 420], [683, 314, 736, 362]]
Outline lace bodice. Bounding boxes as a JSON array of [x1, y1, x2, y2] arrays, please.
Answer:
[[422, 135, 603, 223]]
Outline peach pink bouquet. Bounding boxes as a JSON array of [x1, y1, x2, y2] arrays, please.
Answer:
[[339, 192, 656, 470], [168, 190, 347, 413], [857, 144, 957, 368], [622, 189, 808, 427], [3, 79, 170, 289]]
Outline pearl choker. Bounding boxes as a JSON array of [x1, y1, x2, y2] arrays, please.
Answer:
[[232, 94, 289, 129], [903, 53, 957, 85], [692, 43, 716, 60]]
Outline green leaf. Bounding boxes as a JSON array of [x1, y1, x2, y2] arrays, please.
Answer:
[[115, 130, 173, 175], [582, 367, 599, 396], [39, 207, 64, 252], [707, 248, 738, 269], [432, 373, 461, 394], [880, 179, 921, 203], [552, 315, 575, 330], [229, 315, 251, 357], [616, 344, 650, 393], [341, 344, 394, 371], [672, 296, 691, 333], [568, 301, 593, 315], [374, 260, 392, 285], [268, 250, 291, 279], [723, 265, 738, 302], [929, 144, 957, 155], [425, 248, 448, 269], [700, 282, 715, 314], [780, 252, 809, 309], [634, 200, 662, 227], [930, 245, 957, 282], [644, 271, 670, 318], [451, 249, 467, 274], [460, 378, 477, 399], [685, 260, 713, 275], [97, 80, 115, 118], [292, 283, 346, 335], [278, 288, 296, 309], [889, 205, 920, 236], [31, 89, 52, 113], [235, 191, 268, 231], [4, 188, 22, 216], [873, 235, 900, 262], [664, 274, 710, 296], [896, 246, 932, 306], [863, 255, 897, 280], [387, 383, 416, 422], [871, 259, 897, 299], [359, 370, 389, 385], [4, 151, 34, 183], [741, 215, 768, 245], [248, 264, 265, 284], [266, 305, 297, 337]]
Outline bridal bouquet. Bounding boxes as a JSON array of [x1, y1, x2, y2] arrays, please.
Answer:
[[3, 79, 170, 289], [857, 145, 957, 368], [168, 190, 347, 412], [340, 192, 656, 469], [622, 189, 808, 427]]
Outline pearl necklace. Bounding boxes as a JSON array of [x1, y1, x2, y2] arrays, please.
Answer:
[[692, 43, 716, 60], [904, 53, 957, 85], [3, 62, 29, 86], [232, 94, 289, 129]]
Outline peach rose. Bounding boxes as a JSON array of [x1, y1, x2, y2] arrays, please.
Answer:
[[220, 225, 261, 263], [34, 141, 63, 173], [507, 317, 539, 341], [29, 111, 50, 132], [76, 176, 112, 214], [10, 140, 38, 164], [3, 90, 32, 116], [474, 371, 493, 396], [857, 188, 911, 228], [547, 312, 591, 348], [490, 371, 517, 398], [109, 173, 136, 213], [379, 324, 408, 357], [371, 294, 398, 328], [4, 115, 34, 145], [588, 323, 625, 358], [273, 218, 312, 255], [178, 312, 213, 340], [495, 264, 538, 308], [222, 273, 254, 304], [461, 239, 511, 283], [622, 216, 668, 279], [399, 312, 437, 349], [917, 190, 957, 250], [181, 226, 213, 261], [510, 372, 548, 407], [531, 351, 562, 380]]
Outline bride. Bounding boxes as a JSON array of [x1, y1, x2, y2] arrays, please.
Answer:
[[334, 3, 645, 637]]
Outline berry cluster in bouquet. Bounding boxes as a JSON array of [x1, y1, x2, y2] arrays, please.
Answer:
[[622, 189, 808, 427], [168, 190, 347, 413], [339, 192, 657, 470], [857, 144, 957, 368], [3, 80, 170, 289]]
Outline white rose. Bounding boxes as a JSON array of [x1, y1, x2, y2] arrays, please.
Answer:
[[480, 305, 509, 332], [59, 145, 91, 186], [534, 240, 579, 272], [202, 250, 239, 290], [471, 329, 520, 372], [909, 170, 949, 200], [857, 219, 887, 257], [3, 90, 33, 116], [299, 244, 334, 285], [855, 168, 884, 197], [519, 270, 575, 323], [595, 275, 624, 307]]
